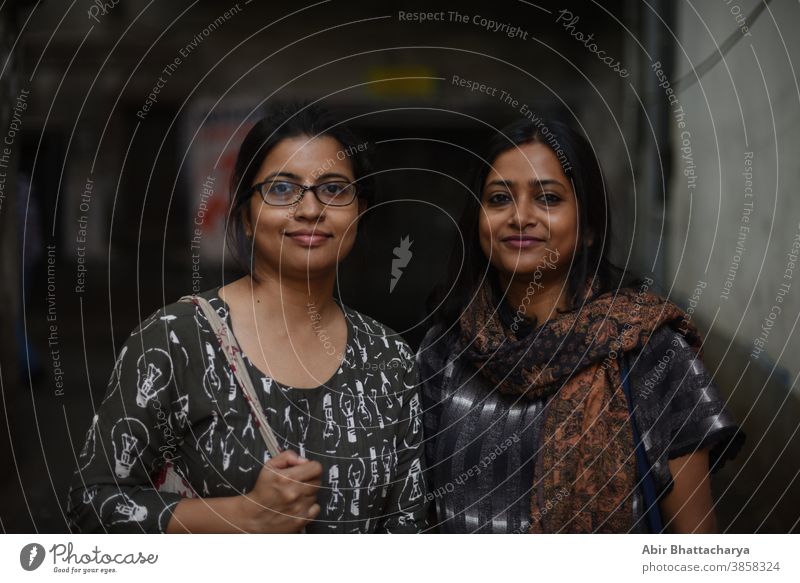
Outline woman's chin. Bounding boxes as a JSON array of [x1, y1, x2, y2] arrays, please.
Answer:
[[281, 251, 343, 277], [494, 260, 550, 279]]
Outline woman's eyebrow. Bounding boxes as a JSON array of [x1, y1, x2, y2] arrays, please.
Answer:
[[262, 171, 301, 181], [528, 178, 564, 189], [484, 177, 564, 189], [316, 172, 352, 182], [485, 178, 513, 189]]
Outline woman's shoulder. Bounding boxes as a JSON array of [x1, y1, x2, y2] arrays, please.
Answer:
[[419, 321, 460, 356], [626, 323, 731, 423], [626, 323, 744, 484], [128, 287, 219, 339], [416, 321, 463, 380], [632, 323, 693, 363], [342, 304, 413, 354]]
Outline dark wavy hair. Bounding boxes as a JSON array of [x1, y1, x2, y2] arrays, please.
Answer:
[[226, 101, 375, 277], [431, 117, 631, 329]]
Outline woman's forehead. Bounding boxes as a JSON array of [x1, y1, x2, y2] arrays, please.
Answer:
[[487, 143, 568, 185], [258, 135, 353, 177]]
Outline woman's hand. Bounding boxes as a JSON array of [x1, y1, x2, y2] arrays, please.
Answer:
[[236, 450, 323, 533], [166, 450, 322, 534]]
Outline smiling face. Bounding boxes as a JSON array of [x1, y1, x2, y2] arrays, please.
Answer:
[[242, 135, 364, 280], [478, 141, 580, 286]]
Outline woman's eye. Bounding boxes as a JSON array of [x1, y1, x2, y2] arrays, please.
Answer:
[[268, 181, 293, 195], [487, 192, 512, 205], [538, 193, 560, 205], [321, 183, 345, 195]]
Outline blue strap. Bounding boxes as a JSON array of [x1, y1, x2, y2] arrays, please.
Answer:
[[620, 360, 665, 534]]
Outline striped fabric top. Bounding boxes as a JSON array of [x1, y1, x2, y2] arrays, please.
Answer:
[[418, 303, 742, 533]]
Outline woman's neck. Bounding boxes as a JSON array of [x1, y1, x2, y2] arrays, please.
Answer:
[[223, 270, 341, 331], [499, 271, 570, 325]]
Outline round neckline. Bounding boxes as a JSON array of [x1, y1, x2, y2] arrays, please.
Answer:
[[211, 286, 353, 391]]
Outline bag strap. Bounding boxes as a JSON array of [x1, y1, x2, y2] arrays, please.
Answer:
[[180, 295, 282, 458], [620, 357, 665, 534]]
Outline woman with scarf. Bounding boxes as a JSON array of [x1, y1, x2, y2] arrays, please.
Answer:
[[418, 118, 743, 534]]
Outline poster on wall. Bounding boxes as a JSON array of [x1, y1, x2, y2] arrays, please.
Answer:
[[182, 99, 260, 275]]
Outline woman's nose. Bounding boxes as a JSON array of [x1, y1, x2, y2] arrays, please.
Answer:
[[291, 188, 324, 220], [509, 200, 538, 228]]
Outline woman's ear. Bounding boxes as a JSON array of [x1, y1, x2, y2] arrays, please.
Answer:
[[241, 204, 254, 239]]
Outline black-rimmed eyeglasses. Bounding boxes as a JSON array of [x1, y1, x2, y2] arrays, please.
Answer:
[[251, 180, 358, 207]]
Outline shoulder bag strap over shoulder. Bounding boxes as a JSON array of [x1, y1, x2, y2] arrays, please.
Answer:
[[620, 356, 665, 534], [180, 295, 282, 458]]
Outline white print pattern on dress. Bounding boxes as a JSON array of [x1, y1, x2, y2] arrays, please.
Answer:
[[242, 413, 255, 440], [353, 335, 368, 364], [340, 388, 358, 444], [357, 315, 376, 346], [281, 405, 294, 451], [197, 410, 219, 455], [224, 368, 237, 402], [173, 394, 189, 432], [398, 458, 424, 513], [100, 493, 148, 526], [326, 464, 344, 520], [77, 414, 99, 472], [379, 372, 394, 410], [169, 330, 189, 366], [395, 339, 413, 362], [347, 459, 365, 517], [133, 312, 177, 337], [238, 447, 255, 473], [355, 379, 373, 435], [81, 486, 98, 505], [381, 436, 397, 498], [111, 417, 149, 479], [344, 343, 356, 369], [368, 446, 380, 494], [101, 345, 128, 405], [296, 398, 310, 458], [221, 426, 235, 470], [370, 388, 385, 429], [403, 393, 422, 450], [130, 311, 159, 336], [322, 392, 341, 453], [135, 348, 174, 408], [193, 312, 213, 335], [202, 342, 222, 401]]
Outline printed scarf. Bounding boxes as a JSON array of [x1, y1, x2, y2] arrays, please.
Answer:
[[457, 281, 701, 532]]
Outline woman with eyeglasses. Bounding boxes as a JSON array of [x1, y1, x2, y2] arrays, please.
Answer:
[[67, 103, 427, 533], [418, 118, 743, 533]]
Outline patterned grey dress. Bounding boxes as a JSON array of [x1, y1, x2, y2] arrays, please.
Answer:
[[66, 287, 427, 533]]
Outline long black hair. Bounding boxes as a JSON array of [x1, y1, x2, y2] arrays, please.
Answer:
[[226, 101, 375, 277], [431, 116, 630, 329]]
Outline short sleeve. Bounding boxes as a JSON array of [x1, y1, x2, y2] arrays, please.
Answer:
[[626, 326, 745, 497], [66, 308, 188, 533]]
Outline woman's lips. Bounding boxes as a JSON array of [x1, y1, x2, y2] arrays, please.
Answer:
[[501, 235, 545, 249], [286, 231, 333, 247]]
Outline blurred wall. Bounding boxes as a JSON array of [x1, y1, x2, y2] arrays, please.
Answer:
[[668, 0, 800, 387], [667, 0, 800, 531]]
